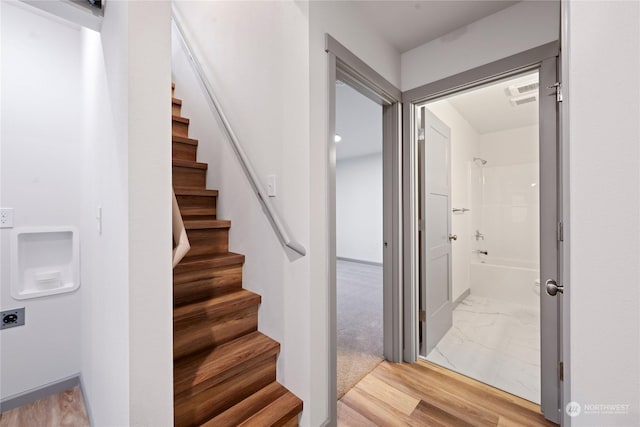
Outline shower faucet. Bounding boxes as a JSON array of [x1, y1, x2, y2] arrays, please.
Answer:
[[475, 230, 485, 241], [474, 250, 488, 255]]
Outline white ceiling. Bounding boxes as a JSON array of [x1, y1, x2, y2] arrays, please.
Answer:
[[335, 83, 382, 160], [353, 1, 519, 53], [336, 72, 539, 159], [335, 0, 531, 154], [439, 71, 539, 134]]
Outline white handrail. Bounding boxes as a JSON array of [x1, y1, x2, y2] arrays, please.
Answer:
[[171, 7, 306, 257]]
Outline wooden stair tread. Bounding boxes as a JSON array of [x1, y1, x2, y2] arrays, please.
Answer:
[[172, 114, 190, 124], [172, 159, 207, 169], [182, 215, 217, 222], [173, 135, 198, 146], [174, 331, 280, 397], [201, 382, 289, 427], [184, 219, 230, 230], [176, 252, 245, 269], [240, 390, 303, 427], [174, 289, 260, 324], [171, 87, 302, 425], [174, 186, 218, 197]]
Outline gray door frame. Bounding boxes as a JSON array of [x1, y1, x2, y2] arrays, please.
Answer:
[[401, 41, 565, 423], [325, 34, 403, 424]]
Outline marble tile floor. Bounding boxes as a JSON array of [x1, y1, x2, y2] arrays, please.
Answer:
[[426, 294, 541, 404]]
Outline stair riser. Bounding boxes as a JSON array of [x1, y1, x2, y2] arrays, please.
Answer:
[[173, 165, 206, 188], [172, 120, 189, 137], [173, 142, 197, 162], [172, 103, 181, 116], [281, 415, 301, 427], [174, 262, 242, 285], [174, 307, 258, 359], [174, 267, 243, 306], [176, 194, 216, 218], [174, 294, 260, 327], [175, 355, 277, 427], [185, 228, 229, 256], [202, 383, 289, 427]]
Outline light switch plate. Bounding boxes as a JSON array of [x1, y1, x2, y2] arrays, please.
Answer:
[[267, 175, 277, 197], [0, 208, 14, 228]]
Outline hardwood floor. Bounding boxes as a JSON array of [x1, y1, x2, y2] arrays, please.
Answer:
[[0, 387, 89, 427], [338, 360, 558, 427]]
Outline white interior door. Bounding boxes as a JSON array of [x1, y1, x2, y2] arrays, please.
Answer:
[[420, 107, 453, 356]]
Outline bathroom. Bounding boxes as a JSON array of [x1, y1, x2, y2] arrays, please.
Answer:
[[418, 71, 541, 403]]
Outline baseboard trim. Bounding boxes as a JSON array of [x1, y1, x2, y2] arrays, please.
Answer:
[[452, 288, 470, 310], [0, 374, 80, 413], [337, 256, 383, 267]]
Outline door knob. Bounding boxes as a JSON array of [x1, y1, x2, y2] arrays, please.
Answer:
[[545, 279, 564, 296], [448, 234, 457, 241]]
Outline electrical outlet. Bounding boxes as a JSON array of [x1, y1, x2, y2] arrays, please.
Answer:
[[0, 208, 13, 228], [1, 308, 25, 329]]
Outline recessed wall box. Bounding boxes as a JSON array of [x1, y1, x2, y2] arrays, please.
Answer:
[[10, 227, 80, 299]]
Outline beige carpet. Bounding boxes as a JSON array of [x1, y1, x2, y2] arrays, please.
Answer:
[[337, 259, 384, 399]]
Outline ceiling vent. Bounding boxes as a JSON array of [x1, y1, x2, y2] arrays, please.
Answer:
[[508, 81, 539, 96], [509, 94, 537, 107]]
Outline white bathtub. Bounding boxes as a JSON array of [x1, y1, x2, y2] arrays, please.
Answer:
[[470, 257, 539, 308]]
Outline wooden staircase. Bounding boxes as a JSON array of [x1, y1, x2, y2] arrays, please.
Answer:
[[172, 83, 303, 427]]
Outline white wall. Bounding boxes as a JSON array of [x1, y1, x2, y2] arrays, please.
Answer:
[[477, 125, 539, 268], [309, 2, 401, 424], [427, 100, 479, 302], [401, 1, 559, 90], [172, 1, 400, 424], [81, 1, 173, 425], [80, 21, 130, 424], [127, 3, 173, 425], [565, 1, 640, 425], [172, 1, 312, 424], [336, 154, 383, 264], [0, 1, 83, 400]]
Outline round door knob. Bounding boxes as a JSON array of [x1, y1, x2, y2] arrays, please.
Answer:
[[545, 279, 564, 296], [448, 234, 457, 241]]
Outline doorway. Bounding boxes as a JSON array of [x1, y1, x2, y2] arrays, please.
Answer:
[[335, 80, 384, 398], [403, 43, 562, 424], [417, 71, 542, 404], [326, 35, 403, 421]]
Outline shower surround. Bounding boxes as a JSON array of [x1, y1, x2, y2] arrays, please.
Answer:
[[428, 123, 541, 403]]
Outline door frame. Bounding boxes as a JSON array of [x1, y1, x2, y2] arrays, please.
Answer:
[[401, 41, 566, 423], [325, 34, 403, 423]]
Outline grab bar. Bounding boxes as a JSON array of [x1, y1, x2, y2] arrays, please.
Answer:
[[172, 7, 306, 257], [452, 208, 470, 213]]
